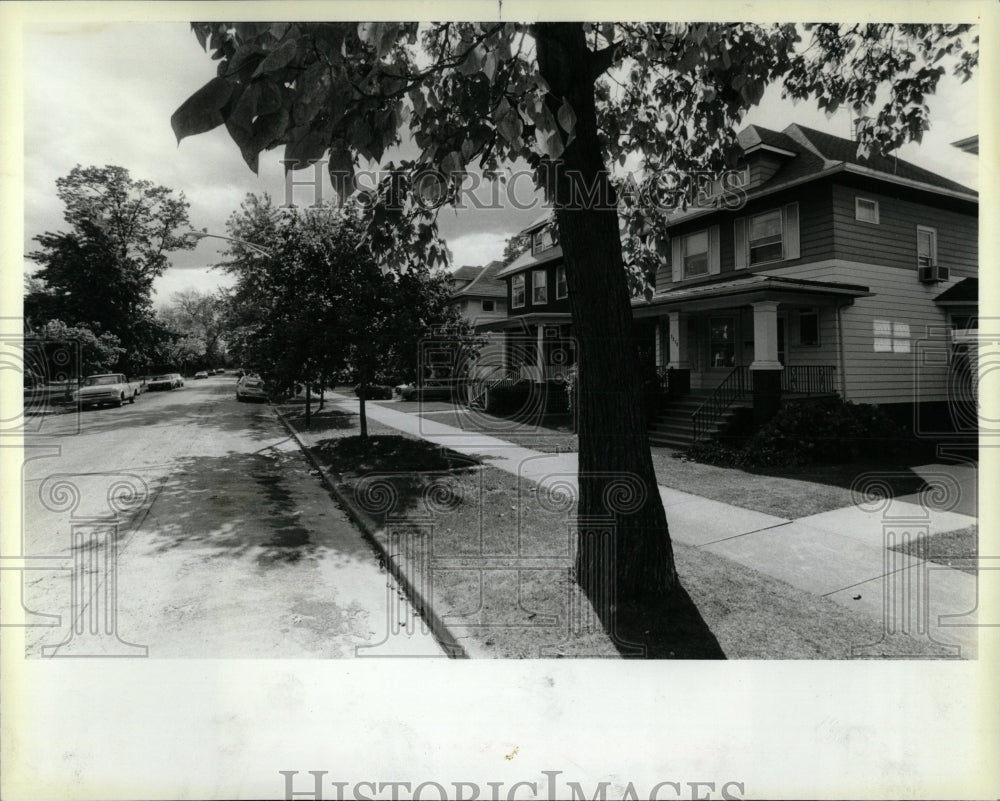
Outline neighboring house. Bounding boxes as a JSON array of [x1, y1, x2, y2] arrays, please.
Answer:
[[443, 260, 509, 393], [629, 122, 978, 444]]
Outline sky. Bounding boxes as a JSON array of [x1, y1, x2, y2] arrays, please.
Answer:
[[21, 21, 979, 309]]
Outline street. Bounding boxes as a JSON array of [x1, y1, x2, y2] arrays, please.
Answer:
[[19, 375, 443, 658]]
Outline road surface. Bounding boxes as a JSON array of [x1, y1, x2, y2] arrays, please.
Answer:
[[17, 375, 443, 658]]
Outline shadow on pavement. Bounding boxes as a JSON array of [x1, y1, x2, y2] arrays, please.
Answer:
[[611, 585, 727, 659]]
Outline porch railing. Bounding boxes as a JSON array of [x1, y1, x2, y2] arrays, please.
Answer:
[[468, 368, 521, 407], [781, 365, 837, 395], [691, 365, 750, 442]]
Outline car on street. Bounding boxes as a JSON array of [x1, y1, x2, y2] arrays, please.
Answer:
[[75, 373, 141, 409], [147, 373, 182, 391], [194, 371, 209, 380], [236, 375, 267, 403]]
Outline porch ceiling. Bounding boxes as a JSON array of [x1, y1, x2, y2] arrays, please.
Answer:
[[632, 274, 871, 316], [476, 312, 573, 333]]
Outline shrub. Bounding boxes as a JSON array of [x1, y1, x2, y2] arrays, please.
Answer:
[[688, 397, 914, 469], [354, 384, 393, 400]]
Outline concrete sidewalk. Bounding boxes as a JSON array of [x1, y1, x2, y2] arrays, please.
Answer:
[[323, 393, 982, 657]]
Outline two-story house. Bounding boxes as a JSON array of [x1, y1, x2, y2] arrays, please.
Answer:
[[631, 123, 978, 444]]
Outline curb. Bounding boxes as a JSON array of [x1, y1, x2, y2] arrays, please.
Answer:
[[271, 403, 469, 659]]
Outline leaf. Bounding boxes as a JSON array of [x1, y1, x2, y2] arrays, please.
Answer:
[[283, 131, 329, 169], [557, 99, 576, 136], [253, 38, 300, 77], [497, 108, 523, 144], [441, 150, 463, 177], [171, 77, 233, 143]]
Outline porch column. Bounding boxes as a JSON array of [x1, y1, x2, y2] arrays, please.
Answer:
[[666, 311, 691, 395], [536, 324, 545, 380], [749, 301, 783, 422]]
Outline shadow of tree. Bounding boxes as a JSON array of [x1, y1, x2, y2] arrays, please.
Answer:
[[610, 588, 727, 659]]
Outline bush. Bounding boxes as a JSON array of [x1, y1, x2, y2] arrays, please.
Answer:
[[354, 384, 393, 400], [688, 397, 914, 469]]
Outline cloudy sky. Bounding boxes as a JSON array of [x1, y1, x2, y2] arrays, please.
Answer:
[[21, 21, 979, 308]]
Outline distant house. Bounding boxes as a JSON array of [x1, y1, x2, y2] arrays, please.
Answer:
[[630, 122, 978, 445]]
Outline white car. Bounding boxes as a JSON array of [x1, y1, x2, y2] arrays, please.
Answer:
[[236, 375, 267, 402]]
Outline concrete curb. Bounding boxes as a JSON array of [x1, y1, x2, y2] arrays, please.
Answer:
[[271, 403, 469, 659]]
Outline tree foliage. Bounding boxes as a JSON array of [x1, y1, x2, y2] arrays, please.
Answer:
[[27, 165, 196, 373], [25, 319, 125, 379]]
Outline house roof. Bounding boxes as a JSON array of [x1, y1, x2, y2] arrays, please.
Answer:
[[934, 277, 978, 305], [495, 243, 564, 278], [451, 259, 508, 299], [664, 122, 977, 229], [632, 273, 871, 313]]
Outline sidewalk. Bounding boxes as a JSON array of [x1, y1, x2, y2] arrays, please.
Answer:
[[318, 392, 982, 657]]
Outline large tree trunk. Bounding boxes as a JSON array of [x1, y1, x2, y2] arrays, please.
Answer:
[[535, 23, 677, 612], [358, 384, 368, 438]]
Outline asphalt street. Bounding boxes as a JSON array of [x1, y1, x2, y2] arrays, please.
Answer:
[[18, 375, 443, 658]]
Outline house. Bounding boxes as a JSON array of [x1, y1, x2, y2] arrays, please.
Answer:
[[629, 122, 978, 445]]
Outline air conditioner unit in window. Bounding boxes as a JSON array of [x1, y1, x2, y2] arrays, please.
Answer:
[[918, 263, 949, 283]]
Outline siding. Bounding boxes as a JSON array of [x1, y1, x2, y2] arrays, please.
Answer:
[[831, 183, 978, 276], [769, 259, 961, 405]]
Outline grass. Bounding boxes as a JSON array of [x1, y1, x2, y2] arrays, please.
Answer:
[[889, 524, 978, 576], [277, 400, 953, 659]]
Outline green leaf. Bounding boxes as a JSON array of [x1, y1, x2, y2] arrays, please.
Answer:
[[171, 77, 232, 143]]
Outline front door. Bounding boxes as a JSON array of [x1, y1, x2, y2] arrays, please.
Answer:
[[777, 316, 787, 366]]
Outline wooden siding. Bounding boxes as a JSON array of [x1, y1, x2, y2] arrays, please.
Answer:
[[831, 183, 977, 276], [769, 259, 961, 405]]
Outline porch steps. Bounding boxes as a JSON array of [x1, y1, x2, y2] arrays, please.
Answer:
[[647, 391, 749, 450]]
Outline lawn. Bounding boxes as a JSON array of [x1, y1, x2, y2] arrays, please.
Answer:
[[889, 524, 978, 576], [277, 402, 952, 659]]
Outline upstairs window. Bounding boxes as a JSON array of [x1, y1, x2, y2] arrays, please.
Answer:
[[917, 226, 938, 269], [856, 197, 880, 224], [682, 231, 709, 277], [532, 270, 548, 304], [532, 225, 557, 254], [749, 210, 783, 265], [511, 274, 525, 308], [555, 266, 568, 299]]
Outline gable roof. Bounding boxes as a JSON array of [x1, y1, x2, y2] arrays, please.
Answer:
[[449, 265, 483, 285], [495, 243, 563, 278], [452, 259, 507, 298], [934, 277, 978, 305]]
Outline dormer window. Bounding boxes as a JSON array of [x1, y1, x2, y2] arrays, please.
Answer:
[[532, 225, 557, 254]]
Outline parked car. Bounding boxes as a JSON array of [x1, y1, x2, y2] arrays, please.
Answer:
[[75, 373, 141, 409], [236, 375, 267, 403], [147, 373, 180, 391], [194, 371, 209, 380]]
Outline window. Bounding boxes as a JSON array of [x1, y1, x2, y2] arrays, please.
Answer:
[[682, 231, 709, 277], [555, 266, 568, 299], [874, 320, 910, 353], [532, 226, 557, 254], [917, 226, 937, 269], [856, 197, 879, 224], [749, 209, 783, 264], [511, 274, 525, 308], [532, 270, 548, 304], [709, 317, 736, 368], [481, 299, 495, 312], [798, 309, 820, 346]]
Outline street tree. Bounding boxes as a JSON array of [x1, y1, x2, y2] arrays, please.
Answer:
[[28, 166, 196, 372], [25, 319, 125, 381], [160, 289, 229, 368], [219, 193, 466, 433], [172, 21, 978, 614]]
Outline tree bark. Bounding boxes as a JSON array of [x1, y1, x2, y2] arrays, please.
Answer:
[[534, 23, 677, 609], [305, 382, 311, 426]]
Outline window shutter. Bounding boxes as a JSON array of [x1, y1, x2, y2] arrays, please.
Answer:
[[708, 225, 721, 274], [734, 218, 748, 269], [671, 237, 682, 283], [783, 203, 800, 260]]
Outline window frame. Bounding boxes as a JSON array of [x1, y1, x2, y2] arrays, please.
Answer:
[[855, 197, 880, 224], [748, 209, 784, 266], [682, 230, 710, 278], [511, 274, 525, 309], [916, 225, 938, 269], [555, 266, 568, 299], [481, 299, 495, 312], [532, 269, 548, 305], [531, 226, 557, 254]]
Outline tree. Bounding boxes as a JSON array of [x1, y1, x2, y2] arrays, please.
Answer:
[[159, 289, 229, 368], [25, 319, 125, 380], [219, 194, 466, 434], [27, 165, 195, 373], [172, 21, 977, 617]]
